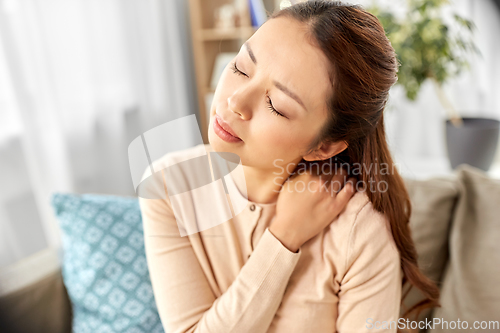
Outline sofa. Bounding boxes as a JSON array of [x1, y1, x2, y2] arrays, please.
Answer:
[[0, 163, 499, 333]]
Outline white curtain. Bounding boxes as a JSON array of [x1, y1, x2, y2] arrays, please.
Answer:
[[0, 0, 197, 270]]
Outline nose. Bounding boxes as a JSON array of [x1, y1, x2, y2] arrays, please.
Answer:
[[227, 97, 240, 116], [227, 90, 252, 120]]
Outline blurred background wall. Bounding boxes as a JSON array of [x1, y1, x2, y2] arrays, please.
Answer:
[[0, 0, 198, 268], [0, 0, 498, 276]]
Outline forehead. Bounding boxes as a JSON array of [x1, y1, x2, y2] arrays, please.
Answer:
[[246, 16, 333, 113]]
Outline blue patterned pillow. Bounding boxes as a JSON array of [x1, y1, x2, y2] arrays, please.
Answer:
[[51, 193, 165, 333]]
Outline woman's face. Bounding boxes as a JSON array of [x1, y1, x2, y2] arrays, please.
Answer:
[[208, 16, 333, 171]]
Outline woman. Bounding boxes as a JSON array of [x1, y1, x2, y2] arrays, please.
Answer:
[[139, 1, 441, 332]]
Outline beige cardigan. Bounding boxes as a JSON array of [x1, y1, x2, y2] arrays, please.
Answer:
[[138, 143, 402, 333]]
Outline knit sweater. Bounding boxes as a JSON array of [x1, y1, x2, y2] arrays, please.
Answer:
[[138, 143, 403, 333]]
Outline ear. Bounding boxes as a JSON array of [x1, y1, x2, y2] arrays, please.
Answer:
[[303, 140, 348, 161]]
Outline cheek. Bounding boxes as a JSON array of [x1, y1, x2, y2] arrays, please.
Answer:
[[253, 118, 312, 150], [214, 66, 238, 97]]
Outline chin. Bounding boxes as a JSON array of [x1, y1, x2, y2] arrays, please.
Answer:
[[208, 131, 248, 164], [207, 127, 226, 151], [208, 135, 233, 153]]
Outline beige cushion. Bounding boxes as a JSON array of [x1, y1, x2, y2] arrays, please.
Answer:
[[430, 164, 500, 332], [0, 268, 71, 333], [401, 175, 459, 328]]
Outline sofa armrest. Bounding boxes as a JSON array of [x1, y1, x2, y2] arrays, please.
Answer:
[[0, 267, 72, 333]]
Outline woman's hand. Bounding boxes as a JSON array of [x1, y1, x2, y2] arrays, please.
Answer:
[[269, 166, 356, 252]]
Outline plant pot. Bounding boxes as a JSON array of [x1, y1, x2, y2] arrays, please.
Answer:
[[445, 117, 500, 171]]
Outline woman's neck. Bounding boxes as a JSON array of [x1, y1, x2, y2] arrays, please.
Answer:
[[236, 162, 297, 205]]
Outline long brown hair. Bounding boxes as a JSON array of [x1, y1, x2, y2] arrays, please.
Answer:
[[271, 0, 441, 326]]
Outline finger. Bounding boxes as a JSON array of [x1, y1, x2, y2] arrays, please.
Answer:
[[329, 167, 348, 193], [331, 166, 348, 182], [328, 177, 343, 193], [317, 173, 331, 189], [334, 177, 356, 204]]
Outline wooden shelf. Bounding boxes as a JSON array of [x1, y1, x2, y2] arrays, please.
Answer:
[[199, 26, 257, 41], [188, 0, 277, 143]]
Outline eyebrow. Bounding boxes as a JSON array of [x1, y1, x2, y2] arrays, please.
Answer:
[[244, 42, 257, 65], [273, 81, 306, 110], [244, 42, 307, 111]]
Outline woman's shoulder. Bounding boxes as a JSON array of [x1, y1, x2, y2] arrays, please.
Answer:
[[326, 190, 398, 269], [149, 143, 211, 171], [330, 189, 392, 237], [138, 143, 211, 196]]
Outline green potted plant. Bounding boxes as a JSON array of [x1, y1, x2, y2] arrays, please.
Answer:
[[369, 0, 500, 172]]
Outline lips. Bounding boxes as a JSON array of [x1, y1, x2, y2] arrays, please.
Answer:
[[215, 114, 241, 139]]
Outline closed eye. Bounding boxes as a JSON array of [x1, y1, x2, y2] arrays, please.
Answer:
[[231, 62, 248, 77], [230, 61, 287, 118], [266, 95, 285, 118]]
